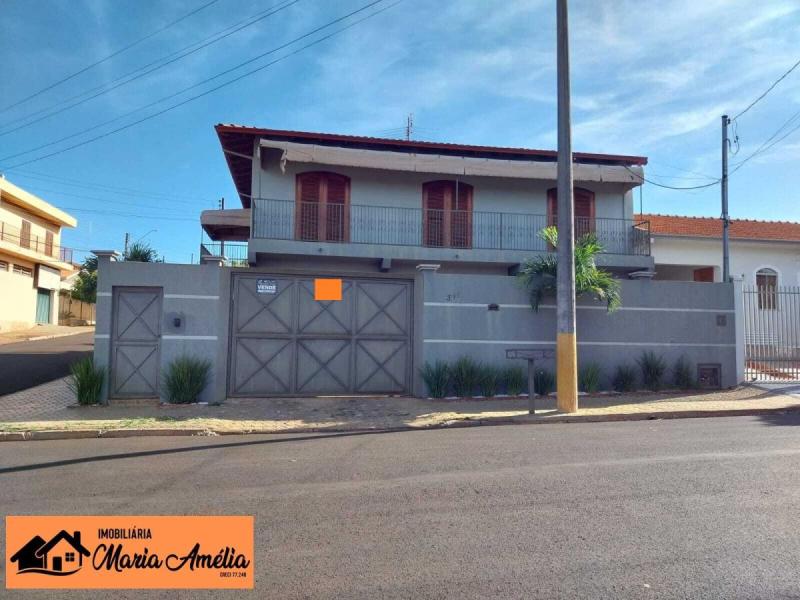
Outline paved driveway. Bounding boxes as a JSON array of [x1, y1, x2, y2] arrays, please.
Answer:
[[1, 415, 799, 599], [0, 332, 93, 395]]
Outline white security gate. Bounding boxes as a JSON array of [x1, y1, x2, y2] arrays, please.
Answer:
[[229, 274, 413, 396], [743, 285, 800, 381]]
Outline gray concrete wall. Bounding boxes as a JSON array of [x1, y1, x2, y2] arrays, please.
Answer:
[[420, 272, 737, 390], [95, 259, 233, 403]]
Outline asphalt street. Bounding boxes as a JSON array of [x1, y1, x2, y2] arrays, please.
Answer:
[[0, 333, 93, 395], [1, 415, 800, 599]]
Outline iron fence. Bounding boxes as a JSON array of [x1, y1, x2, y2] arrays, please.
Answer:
[[252, 198, 651, 256], [743, 285, 800, 381]]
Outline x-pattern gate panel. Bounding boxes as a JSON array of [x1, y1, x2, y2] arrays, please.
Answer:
[[110, 287, 163, 398], [229, 275, 412, 396]]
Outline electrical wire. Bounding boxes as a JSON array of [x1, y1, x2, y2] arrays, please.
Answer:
[[2, 168, 211, 204], [623, 166, 720, 190], [0, 0, 222, 115], [0, 0, 402, 169], [0, 0, 301, 137], [732, 56, 800, 121]]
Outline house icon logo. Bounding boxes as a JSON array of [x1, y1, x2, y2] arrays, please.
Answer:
[[10, 530, 91, 576]]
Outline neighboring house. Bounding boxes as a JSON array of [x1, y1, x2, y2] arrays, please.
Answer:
[[0, 177, 77, 331], [637, 213, 800, 285], [203, 125, 652, 275]]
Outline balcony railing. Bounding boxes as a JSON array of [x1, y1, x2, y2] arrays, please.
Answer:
[[200, 242, 249, 266], [252, 198, 651, 256], [0, 220, 73, 264]]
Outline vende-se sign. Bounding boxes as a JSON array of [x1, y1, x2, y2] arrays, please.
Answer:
[[6, 515, 253, 589]]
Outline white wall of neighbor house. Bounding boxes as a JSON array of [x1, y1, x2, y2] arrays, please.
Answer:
[[254, 151, 635, 219], [0, 253, 37, 330], [651, 237, 800, 285]]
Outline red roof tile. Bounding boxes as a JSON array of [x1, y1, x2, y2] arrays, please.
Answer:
[[637, 213, 800, 242]]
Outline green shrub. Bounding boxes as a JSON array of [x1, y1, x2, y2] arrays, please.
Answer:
[[67, 357, 105, 405], [637, 351, 667, 391], [579, 363, 602, 393], [503, 366, 526, 396], [163, 355, 212, 404], [451, 356, 480, 397], [420, 361, 450, 399], [477, 364, 500, 397], [673, 355, 697, 389], [533, 369, 555, 396], [612, 364, 637, 392]]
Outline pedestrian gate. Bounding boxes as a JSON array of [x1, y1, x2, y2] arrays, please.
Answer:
[[229, 274, 412, 396], [110, 287, 163, 398], [742, 285, 800, 381]]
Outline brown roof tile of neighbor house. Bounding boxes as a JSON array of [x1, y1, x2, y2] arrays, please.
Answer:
[[636, 214, 800, 242]]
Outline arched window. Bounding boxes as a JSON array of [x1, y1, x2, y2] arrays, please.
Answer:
[[547, 187, 596, 238], [756, 267, 778, 310], [422, 180, 473, 248], [295, 172, 350, 242]]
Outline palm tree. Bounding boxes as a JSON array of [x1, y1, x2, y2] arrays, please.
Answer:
[[124, 241, 159, 262], [517, 226, 621, 312]]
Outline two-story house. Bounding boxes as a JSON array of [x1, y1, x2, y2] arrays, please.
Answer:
[[0, 177, 77, 331], [203, 125, 652, 275]]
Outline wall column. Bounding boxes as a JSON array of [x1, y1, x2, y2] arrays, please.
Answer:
[[732, 276, 745, 385], [91, 250, 120, 403]]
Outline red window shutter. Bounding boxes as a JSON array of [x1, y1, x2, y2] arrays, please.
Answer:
[[20, 220, 31, 249], [546, 188, 594, 236], [324, 173, 349, 242], [451, 183, 473, 248], [423, 181, 447, 247], [296, 173, 322, 240], [45, 231, 54, 257]]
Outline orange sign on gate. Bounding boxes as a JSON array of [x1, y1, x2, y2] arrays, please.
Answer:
[[5, 515, 253, 589], [314, 278, 342, 301]]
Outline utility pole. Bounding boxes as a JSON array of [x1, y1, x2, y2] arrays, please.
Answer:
[[405, 113, 413, 141], [721, 115, 730, 282], [123, 232, 130, 256], [556, 0, 578, 413]]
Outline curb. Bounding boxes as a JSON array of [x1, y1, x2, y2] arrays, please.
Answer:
[[1, 404, 799, 442], [0, 330, 94, 345]]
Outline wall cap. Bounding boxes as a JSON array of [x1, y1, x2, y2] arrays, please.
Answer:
[[92, 250, 121, 261]]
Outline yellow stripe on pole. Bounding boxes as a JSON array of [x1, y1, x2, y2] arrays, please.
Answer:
[[556, 332, 578, 413]]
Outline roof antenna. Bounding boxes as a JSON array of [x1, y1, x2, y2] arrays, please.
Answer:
[[405, 113, 413, 141]]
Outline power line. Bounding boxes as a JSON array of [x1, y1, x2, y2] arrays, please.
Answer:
[[729, 110, 800, 174], [0, 0, 402, 169], [16, 185, 204, 213], [0, 0, 221, 115], [731, 56, 800, 121], [4, 169, 214, 205], [0, 0, 302, 138], [623, 166, 720, 190]]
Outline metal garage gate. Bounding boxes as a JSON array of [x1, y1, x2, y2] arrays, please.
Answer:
[[743, 285, 800, 382], [229, 274, 413, 397]]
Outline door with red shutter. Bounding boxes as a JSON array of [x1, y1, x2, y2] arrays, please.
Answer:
[[547, 187, 596, 240], [295, 172, 350, 242], [422, 181, 473, 248]]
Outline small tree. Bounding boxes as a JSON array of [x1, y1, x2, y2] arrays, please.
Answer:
[[517, 226, 621, 312], [71, 256, 98, 304], [124, 241, 159, 262]]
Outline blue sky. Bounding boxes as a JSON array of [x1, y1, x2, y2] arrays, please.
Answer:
[[1, 0, 799, 264]]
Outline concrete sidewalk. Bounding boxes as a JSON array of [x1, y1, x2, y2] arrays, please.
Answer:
[[0, 324, 93, 345], [1, 377, 798, 440]]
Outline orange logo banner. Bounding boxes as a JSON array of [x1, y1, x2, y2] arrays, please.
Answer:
[[5, 516, 253, 589]]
